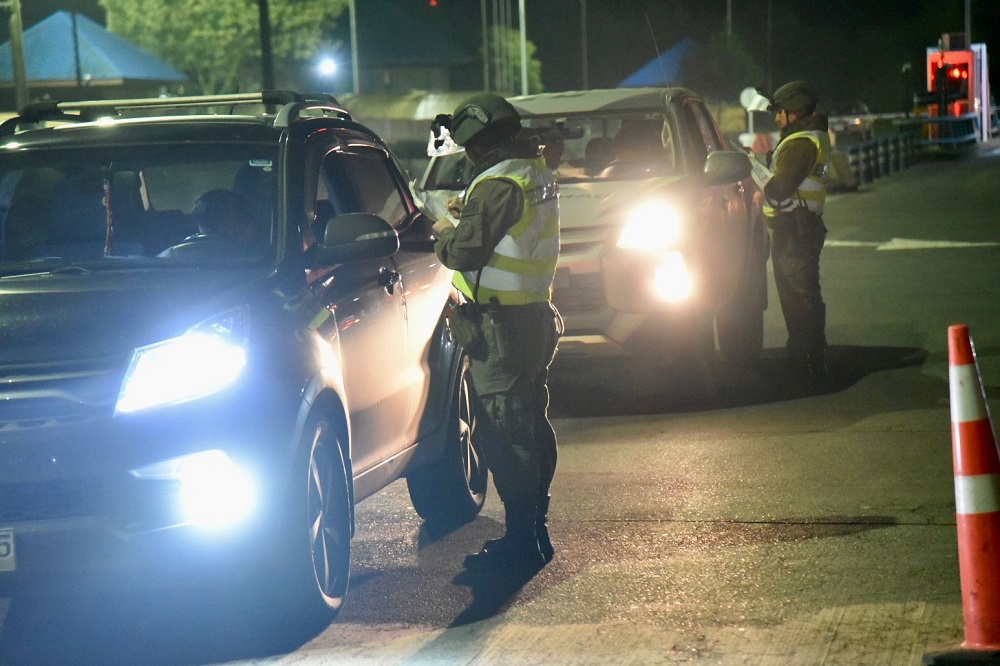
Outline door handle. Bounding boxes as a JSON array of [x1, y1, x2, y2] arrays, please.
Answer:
[[379, 267, 401, 295]]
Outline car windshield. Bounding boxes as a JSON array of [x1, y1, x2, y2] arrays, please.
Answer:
[[421, 112, 678, 191], [0, 142, 278, 272]]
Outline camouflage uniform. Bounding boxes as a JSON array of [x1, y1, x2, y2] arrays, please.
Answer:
[[435, 138, 561, 564]]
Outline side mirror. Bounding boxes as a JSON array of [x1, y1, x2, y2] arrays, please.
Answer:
[[313, 213, 400, 265], [703, 150, 752, 186]]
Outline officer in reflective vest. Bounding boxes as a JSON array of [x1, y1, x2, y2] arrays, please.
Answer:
[[755, 81, 831, 380], [431, 93, 562, 572]]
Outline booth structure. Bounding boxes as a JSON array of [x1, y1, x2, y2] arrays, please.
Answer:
[[910, 34, 995, 148]]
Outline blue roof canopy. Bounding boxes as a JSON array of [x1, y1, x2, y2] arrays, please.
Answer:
[[0, 11, 186, 84], [618, 38, 701, 88]]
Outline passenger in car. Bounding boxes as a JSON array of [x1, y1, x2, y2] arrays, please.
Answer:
[[599, 119, 672, 179], [583, 136, 615, 175]]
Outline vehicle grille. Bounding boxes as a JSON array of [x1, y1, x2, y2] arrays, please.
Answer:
[[552, 272, 607, 313], [0, 358, 125, 431], [0, 477, 173, 524]]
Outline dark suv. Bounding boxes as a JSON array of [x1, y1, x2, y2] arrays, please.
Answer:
[[0, 91, 485, 621]]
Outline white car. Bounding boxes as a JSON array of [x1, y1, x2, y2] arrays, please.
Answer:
[[420, 87, 769, 389]]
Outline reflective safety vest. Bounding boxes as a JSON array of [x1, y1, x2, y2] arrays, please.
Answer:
[[453, 157, 560, 305], [763, 129, 831, 217]]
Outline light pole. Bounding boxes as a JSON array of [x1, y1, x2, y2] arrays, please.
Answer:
[[257, 0, 274, 90], [0, 0, 27, 110], [580, 0, 588, 90], [518, 0, 527, 95], [348, 0, 359, 95], [481, 0, 489, 91]]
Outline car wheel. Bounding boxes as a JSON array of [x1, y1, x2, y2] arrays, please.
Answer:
[[278, 413, 352, 624], [407, 353, 488, 529]]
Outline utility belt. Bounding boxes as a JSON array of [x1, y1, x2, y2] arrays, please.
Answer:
[[447, 292, 561, 361], [769, 206, 827, 246]]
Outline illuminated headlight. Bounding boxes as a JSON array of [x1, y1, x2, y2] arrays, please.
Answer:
[[116, 309, 249, 414], [617, 200, 684, 251], [652, 251, 693, 302], [132, 450, 257, 529]]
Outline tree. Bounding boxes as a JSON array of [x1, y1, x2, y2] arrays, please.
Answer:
[[488, 26, 543, 95], [682, 33, 765, 103], [98, 0, 347, 94]]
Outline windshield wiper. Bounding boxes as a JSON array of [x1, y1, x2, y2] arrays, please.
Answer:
[[48, 264, 92, 275]]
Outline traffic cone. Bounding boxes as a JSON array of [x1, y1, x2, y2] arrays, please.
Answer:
[[924, 324, 1000, 664]]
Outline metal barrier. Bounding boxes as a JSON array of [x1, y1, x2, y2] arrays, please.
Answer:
[[894, 113, 981, 149], [842, 134, 917, 186]]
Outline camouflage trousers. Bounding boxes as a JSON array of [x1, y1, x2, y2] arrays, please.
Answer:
[[469, 301, 561, 521]]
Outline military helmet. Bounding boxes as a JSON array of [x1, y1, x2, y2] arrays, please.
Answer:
[[449, 93, 522, 147], [771, 81, 819, 113]]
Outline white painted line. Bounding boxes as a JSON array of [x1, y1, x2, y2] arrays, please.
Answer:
[[825, 238, 1000, 250]]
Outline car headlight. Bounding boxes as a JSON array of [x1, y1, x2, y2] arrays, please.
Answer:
[[653, 251, 694, 302], [131, 450, 257, 529], [617, 199, 684, 252], [116, 309, 249, 414]]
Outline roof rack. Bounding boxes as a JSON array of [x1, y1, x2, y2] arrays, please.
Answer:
[[0, 90, 352, 136]]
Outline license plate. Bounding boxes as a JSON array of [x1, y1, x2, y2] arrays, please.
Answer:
[[0, 528, 14, 572]]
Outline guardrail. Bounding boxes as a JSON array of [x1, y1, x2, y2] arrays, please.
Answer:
[[834, 134, 919, 188], [894, 113, 982, 148]]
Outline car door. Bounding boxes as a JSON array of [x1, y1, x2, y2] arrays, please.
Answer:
[[310, 140, 410, 476], [677, 99, 751, 308], [345, 150, 452, 444]]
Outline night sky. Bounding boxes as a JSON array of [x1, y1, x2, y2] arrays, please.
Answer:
[[12, 0, 1000, 113]]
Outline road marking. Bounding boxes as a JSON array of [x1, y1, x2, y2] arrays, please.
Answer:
[[826, 238, 1000, 250]]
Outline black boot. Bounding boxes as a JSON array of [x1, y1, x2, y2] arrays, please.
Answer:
[[536, 495, 554, 563], [465, 503, 544, 571], [805, 302, 827, 384]]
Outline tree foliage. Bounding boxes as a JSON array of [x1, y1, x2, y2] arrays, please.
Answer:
[[488, 26, 543, 95], [682, 34, 765, 103], [98, 0, 347, 94]]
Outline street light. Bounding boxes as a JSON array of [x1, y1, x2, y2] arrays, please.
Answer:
[[316, 57, 338, 79]]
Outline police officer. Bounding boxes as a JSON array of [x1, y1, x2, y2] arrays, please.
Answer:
[[430, 93, 561, 572], [760, 81, 831, 380]]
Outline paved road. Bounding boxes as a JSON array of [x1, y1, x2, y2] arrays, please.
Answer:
[[4, 146, 1000, 665]]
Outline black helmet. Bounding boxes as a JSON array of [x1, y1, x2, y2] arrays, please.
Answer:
[[771, 81, 819, 114], [449, 93, 522, 147]]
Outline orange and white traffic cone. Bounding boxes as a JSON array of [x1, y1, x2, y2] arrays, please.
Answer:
[[925, 324, 1000, 664]]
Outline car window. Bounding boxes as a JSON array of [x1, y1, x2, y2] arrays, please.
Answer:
[[318, 149, 407, 228], [422, 113, 679, 190], [680, 101, 724, 166], [0, 144, 277, 267], [423, 152, 473, 191]]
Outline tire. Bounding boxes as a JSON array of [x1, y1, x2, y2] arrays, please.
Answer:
[[276, 413, 352, 625], [407, 353, 488, 529]]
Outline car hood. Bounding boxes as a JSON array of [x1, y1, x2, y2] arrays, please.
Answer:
[[556, 175, 688, 229], [0, 266, 271, 364]]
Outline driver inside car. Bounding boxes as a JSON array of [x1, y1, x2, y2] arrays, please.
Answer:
[[158, 189, 258, 257]]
